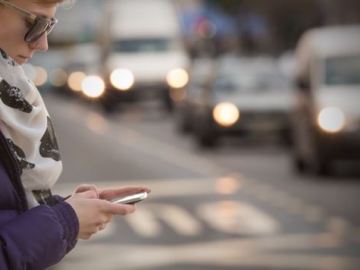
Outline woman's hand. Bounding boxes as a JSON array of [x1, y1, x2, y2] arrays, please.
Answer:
[[66, 185, 150, 240], [66, 190, 135, 240]]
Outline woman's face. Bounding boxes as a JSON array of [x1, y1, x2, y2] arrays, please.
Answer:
[[0, 0, 58, 64]]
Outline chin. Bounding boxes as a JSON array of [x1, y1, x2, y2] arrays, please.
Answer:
[[15, 57, 28, 65]]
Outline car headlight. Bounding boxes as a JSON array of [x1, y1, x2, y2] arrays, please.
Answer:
[[81, 75, 105, 98], [166, 68, 189, 89], [213, 102, 240, 127], [68, 71, 86, 92], [317, 107, 346, 133], [33, 66, 48, 87], [49, 68, 67, 87], [110, 68, 134, 91]]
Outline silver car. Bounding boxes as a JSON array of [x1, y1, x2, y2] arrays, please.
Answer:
[[291, 25, 360, 175], [191, 58, 294, 147]]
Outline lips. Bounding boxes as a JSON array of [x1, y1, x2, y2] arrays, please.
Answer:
[[16, 55, 31, 64], [19, 55, 31, 59]]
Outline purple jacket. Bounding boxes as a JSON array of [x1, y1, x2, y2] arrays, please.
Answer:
[[0, 130, 79, 270]]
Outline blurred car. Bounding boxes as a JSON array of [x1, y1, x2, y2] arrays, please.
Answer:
[[26, 48, 69, 92], [63, 43, 103, 98], [98, 0, 191, 112], [175, 57, 215, 133], [191, 57, 294, 147], [25, 0, 104, 95], [291, 25, 360, 175]]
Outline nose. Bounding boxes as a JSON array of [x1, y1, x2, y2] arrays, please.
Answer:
[[28, 33, 49, 52]]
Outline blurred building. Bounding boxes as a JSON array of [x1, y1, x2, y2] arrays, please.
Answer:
[[48, 0, 360, 58], [50, 0, 104, 45], [179, 0, 360, 56], [319, 0, 360, 24]]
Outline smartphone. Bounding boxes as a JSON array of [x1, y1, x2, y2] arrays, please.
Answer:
[[111, 191, 148, 204]]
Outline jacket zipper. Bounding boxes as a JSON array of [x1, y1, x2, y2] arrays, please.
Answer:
[[0, 131, 28, 212]]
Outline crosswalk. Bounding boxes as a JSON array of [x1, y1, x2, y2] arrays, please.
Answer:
[[126, 203, 203, 237], [197, 201, 279, 235], [53, 178, 279, 238], [55, 233, 360, 270], [124, 201, 279, 238], [53, 177, 360, 241], [51, 178, 360, 270]]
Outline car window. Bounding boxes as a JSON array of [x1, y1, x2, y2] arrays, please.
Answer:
[[258, 73, 290, 89], [213, 72, 289, 93], [112, 38, 172, 53], [325, 55, 360, 86]]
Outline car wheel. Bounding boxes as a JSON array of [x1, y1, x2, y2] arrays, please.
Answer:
[[179, 117, 192, 134], [163, 92, 174, 112], [175, 109, 192, 134], [311, 156, 331, 176], [307, 133, 332, 176], [100, 97, 118, 114], [194, 123, 218, 147], [194, 112, 218, 147], [293, 154, 306, 173], [290, 124, 306, 174], [195, 126, 218, 148], [197, 133, 218, 148], [279, 128, 293, 147]]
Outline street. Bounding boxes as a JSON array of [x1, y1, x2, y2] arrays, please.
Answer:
[[48, 93, 360, 270]]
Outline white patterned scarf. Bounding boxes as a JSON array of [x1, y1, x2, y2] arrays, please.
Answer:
[[0, 48, 62, 208]]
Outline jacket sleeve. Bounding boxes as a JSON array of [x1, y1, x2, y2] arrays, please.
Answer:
[[0, 201, 79, 270]]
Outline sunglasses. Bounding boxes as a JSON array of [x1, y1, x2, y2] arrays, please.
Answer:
[[0, 0, 58, 43]]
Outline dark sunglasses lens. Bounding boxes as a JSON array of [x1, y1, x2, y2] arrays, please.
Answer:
[[25, 17, 55, 43]]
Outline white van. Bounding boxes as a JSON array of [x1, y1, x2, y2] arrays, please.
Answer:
[[291, 25, 360, 175], [99, 0, 190, 112]]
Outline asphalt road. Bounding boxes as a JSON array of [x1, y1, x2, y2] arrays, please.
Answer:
[[46, 93, 360, 270]]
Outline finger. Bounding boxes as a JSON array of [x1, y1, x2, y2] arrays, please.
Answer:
[[80, 233, 92, 240], [74, 184, 99, 198], [74, 184, 97, 193], [99, 186, 151, 200], [96, 214, 112, 226], [98, 224, 106, 231], [88, 226, 100, 236], [100, 200, 136, 215], [103, 214, 113, 224], [75, 190, 99, 199]]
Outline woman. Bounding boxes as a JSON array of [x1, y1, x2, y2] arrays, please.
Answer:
[[0, 0, 150, 269]]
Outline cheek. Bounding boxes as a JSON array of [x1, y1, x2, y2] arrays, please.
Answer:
[[0, 14, 26, 42], [0, 21, 29, 61], [0, 26, 25, 49]]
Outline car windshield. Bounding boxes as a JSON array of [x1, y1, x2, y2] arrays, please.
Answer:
[[325, 55, 360, 86], [213, 72, 289, 94], [112, 38, 171, 53]]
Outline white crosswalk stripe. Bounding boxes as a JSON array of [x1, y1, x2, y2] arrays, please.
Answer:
[[197, 201, 279, 235], [124, 201, 279, 237], [125, 203, 202, 237], [157, 204, 202, 236], [125, 207, 162, 237]]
